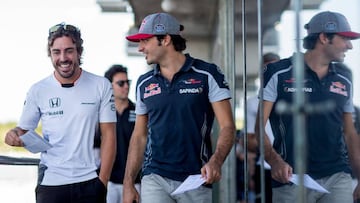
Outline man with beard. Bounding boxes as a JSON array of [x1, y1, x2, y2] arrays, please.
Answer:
[[122, 13, 236, 203], [256, 11, 360, 202], [94, 64, 141, 203], [4, 22, 116, 203]]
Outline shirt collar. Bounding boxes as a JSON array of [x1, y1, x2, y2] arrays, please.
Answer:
[[290, 53, 337, 75], [152, 53, 194, 76]]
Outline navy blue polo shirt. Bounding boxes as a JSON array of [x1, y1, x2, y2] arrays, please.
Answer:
[[110, 100, 141, 184], [95, 100, 141, 184], [135, 54, 231, 181], [263, 55, 353, 185]]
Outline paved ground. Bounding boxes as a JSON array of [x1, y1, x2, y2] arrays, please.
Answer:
[[0, 153, 38, 203], [0, 165, 37, 203]]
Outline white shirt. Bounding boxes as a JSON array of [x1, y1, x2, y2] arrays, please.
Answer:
[[246, 95, 274, 168], [18, 70, 116, 185]]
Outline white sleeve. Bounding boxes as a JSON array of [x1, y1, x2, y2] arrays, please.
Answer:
[[246, 96, 259, 134]]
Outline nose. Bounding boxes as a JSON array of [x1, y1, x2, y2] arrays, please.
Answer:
[[138, 41, 145, 52], [346, 40, 353, 50], [59, 51, 68, 61]]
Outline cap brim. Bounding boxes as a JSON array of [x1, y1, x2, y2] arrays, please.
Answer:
[[126, 33, 154, 42], [338, 32, 360, 39]]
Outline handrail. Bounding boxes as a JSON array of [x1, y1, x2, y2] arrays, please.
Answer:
[[0, 155, 40, 166]]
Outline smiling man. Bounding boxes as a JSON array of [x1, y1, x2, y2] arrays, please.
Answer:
[[4, 23, 116, 203], [256, 11, 360, 203], [123, 13, 236, 203]]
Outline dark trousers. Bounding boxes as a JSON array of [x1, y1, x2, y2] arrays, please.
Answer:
[[36, 177, 106, 203], [254, 165, 272, 203]]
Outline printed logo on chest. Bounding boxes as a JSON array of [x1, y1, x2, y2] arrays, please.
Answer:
[[283, 77, 313, 93], [179, 78, 203, 94], [329, 81, 348, 97], [144, 83, 161, 99]]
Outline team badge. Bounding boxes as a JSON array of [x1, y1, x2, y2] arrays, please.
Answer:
[[183, 78, 201, 84], [329, 81, 348, 96], [144, 83, 161, 98], [154, 24, 166, 33], [49, 97, 61, 108]]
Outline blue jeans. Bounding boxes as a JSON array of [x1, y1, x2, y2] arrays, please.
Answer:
[[273, 172, 353, 203], [141, 173, 212, 203]]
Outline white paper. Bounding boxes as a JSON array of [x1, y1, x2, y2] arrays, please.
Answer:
[[19, 130, 52, 153], [171, 174, 206, 195], [256, 160, 271, 169], [290, 174, 330, 193]]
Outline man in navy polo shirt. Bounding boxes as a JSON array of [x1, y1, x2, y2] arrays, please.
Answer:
[[256, 11, 360, 202], [122, 12, 236, 203]]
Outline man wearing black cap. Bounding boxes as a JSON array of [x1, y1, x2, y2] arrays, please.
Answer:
[[256, 11, 360, 202], [123, 12, 236, 203]]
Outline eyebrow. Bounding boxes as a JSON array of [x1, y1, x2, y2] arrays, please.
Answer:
[[51, 47, 76, 52]]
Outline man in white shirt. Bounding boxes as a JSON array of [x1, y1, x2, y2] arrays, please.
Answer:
[[4, 22, 116, 203]]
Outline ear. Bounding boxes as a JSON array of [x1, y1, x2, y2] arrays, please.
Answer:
[[162, 35, 172, 46], [319, 33, 329, 44]]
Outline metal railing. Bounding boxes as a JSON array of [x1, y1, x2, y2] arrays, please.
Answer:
[[0, 155, 40, 166]]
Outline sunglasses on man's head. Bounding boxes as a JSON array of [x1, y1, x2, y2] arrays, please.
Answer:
[[115, 80, 131, 87], [49, 22, 79, 35]]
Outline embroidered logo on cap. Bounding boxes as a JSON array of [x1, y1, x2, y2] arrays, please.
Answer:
[[154, 24, 166, 33], [324, 22, 337, 32]]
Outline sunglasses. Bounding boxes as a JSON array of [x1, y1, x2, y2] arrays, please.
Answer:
[[49, 22, 79, 35], [115, 80, 131, 87]]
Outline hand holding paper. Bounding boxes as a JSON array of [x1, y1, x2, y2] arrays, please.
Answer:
[[171, 174, 206, 195], [19, 130, 52, 153], [290, 174, 330, 193]]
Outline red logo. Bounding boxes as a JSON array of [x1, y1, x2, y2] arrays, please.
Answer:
[[184, 79, 201, 84]]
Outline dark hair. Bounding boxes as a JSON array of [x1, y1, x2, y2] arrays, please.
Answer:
[[47, 25, 84, 65], [263, 52, 280, 64], [104, 64, 128, 82], [303, 33, 336, 50], [155, 34, 187, 52]]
